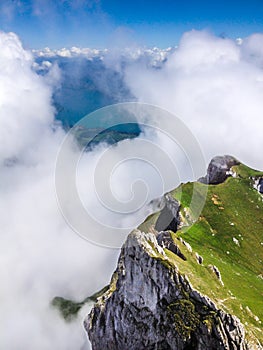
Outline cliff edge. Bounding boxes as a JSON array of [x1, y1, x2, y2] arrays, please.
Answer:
[[86, 230, 248, 350]]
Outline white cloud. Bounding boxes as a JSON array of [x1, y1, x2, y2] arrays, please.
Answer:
[[0, 32, 118, 350], [2, 29, 263, 350], [0, 32, 191, 350], [240, 33, 263, 67], [0, 32, 54, 162], [124, 30, 263, 170], [32, 45, 172, 65]]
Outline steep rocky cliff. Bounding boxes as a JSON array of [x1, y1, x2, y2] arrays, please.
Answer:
[[85, 230, 248, 350], [80, 156, 263, 349], [84, 156, 263, 350]]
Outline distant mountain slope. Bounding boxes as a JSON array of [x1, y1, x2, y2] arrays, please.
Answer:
[[73, 124, 141, 149]]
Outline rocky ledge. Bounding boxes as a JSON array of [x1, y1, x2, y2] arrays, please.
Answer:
[[85, 230, 248, 350]]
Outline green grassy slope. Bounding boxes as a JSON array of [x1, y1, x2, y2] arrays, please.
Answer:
[[141, 163, 263, 346]]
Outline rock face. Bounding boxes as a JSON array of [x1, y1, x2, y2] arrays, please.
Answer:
[[85, 230, 248, 350], [156, 231, 186, 261], [253, 178, 263, 195], [199, 155, 240, 185], [155, 194, 180, 232], [256, 178, 263, 194]]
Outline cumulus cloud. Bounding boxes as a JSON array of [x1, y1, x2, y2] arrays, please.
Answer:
[[124, 30, 263, 170], [0, 32, 119, 350], [0, 32, 54, 162], [240, 32, 263, 67]]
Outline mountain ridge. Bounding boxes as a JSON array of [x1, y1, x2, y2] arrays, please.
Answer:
[[85, 156, 263, 349]]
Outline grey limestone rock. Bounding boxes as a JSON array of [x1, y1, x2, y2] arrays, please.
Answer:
[[199, 155, 240, 185], [85, 230, 248, 350], [155, 194, 180, 233], [258, 179, 263, 193], [254, 178, 263, 194], [156, 231, 186, 261]]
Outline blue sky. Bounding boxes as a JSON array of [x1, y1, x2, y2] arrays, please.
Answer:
[[1, 0, 263, 49]]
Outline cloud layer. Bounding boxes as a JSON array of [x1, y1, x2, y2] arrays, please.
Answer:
[[0, 32, 118, 350], [0, 32, 186, 349], [124, 30, 263, 169], [1, 29, 263, 350]]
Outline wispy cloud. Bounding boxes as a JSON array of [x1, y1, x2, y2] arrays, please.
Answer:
[[0, 0, 25, 21]]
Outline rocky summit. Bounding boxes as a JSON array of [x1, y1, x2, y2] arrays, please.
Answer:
[[83, 156, 263, 350], [199, 155, 240, 184]]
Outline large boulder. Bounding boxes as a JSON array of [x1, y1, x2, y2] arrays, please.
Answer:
[[199, 155, 240, 185]]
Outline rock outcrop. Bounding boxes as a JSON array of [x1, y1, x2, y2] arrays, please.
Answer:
[[156, 231, 186, 261], [85, 230, 248, 350], [254, 178, 263, 194], [155, 194, 180, 232], [199, 155, 240, 185]]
